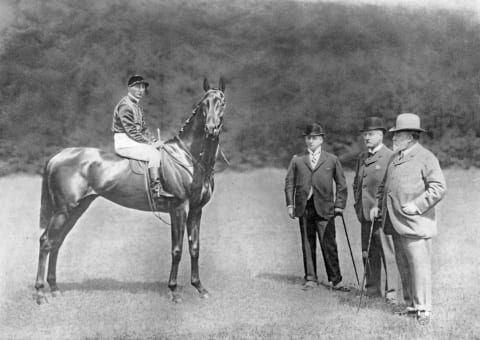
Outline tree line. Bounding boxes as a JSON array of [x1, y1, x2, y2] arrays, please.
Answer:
[[0, 0, 479, 175]]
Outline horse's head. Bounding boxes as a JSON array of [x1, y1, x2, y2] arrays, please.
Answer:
[[199, 78, 226, 137]]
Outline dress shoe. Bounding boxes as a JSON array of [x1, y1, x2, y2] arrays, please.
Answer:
[[320, 281, 350, 292], [417, 310, 431, 325], [301, 281, 317, 291], [385, 296, 398, 305], [332, 282, 350, 292], [385, 291, 397, 305]]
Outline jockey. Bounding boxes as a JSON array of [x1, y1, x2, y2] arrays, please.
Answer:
[[112, 75, 169, 198]]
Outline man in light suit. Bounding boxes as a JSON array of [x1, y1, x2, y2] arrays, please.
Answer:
[[353, 117, 397, 302], [285, 123, 348, 291], [371, 113, 446, 325]]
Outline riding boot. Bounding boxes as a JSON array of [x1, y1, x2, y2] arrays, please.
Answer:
[[148, 167, 173, 198]]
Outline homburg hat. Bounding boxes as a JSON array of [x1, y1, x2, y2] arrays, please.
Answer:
[[302, 123, 325, 136], [360, 116, 386, 132], [389, 113, 425, 132], [127, 75, 149, 88]]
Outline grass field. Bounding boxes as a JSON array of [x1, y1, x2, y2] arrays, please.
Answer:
[[0, 169, 479, 339]]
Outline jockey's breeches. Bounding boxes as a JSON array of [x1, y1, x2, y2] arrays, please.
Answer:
[[114, 133, 160, 168]]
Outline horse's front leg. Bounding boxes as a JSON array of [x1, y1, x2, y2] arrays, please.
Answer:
[[168, 201, 187, 303], [187, 207, 209, 298]]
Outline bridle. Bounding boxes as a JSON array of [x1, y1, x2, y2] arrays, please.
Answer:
[[173, 88, 226, 173], [198, 88, 225, 137]]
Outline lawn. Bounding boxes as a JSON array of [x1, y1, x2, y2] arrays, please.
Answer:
[[0, 169, 478, 339]]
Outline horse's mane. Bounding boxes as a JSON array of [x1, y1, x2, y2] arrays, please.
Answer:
[[178, 106, 200, 137]]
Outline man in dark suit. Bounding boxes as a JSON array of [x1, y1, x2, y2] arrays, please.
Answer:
[[285, 123, 348, 290], [353, 117, 397, 302]]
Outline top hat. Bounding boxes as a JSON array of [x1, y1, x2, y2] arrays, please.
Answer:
[[389, 113, 425, 132], [127, 75, 149, 88], [302, 123, 325, 136], [360, 116, 386, 132]]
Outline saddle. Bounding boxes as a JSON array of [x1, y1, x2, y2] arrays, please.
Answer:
[[127, 158, 148, 175], [122, 144, 194, 177], [115, 145, 194, 208], [125, 159, 164, 209]]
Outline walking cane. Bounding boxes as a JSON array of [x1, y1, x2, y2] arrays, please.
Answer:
[[357, 218, 375, 312], [340, 215, 360, 286]]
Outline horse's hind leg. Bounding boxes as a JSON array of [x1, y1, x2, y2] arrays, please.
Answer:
[[186, 207, 209, 298], [47, 196, 97, 296], [35, 211, 67, 304]]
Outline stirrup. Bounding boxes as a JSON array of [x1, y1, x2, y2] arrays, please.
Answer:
[[151, 183, 174, 198]]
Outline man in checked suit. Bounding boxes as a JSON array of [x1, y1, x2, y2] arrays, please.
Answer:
[[371, 113, 446, 325], [353, 117, 397, 302], [285, 123, 348, 291]]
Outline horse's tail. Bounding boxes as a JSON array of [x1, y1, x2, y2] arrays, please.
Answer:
[[39, 160, 53, 230]]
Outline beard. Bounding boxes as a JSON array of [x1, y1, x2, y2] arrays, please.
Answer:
[[393, 139, 410, 152]]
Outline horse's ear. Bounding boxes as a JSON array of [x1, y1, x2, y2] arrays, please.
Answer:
[[218, 77, 226, 92], [203, 78, 210, 92]]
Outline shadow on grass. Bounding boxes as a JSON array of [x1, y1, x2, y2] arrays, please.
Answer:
[[337, 288, 396, 314], [256, 272, 393, 313], [255, 272, 305, 285], [57, 278, 171, 294]]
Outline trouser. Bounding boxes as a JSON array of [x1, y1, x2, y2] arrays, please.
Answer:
[[361, 220, 397, 298], [392, 230, 432, 312], [115, 144, 161, 168], [299, 199, 342, 284]]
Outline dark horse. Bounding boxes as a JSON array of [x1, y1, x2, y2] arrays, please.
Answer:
[[35, 78, 226, 304]]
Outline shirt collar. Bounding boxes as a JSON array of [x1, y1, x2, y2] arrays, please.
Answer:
[[128, 93, 140, 104], [368, 143, 383, 155], [308, 147, 321, 156], [402, 142, 418, 156]]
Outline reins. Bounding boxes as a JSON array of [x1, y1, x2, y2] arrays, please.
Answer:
[[147, 88, 227, 225]]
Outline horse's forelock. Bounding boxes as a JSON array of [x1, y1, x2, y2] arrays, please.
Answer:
[[178, 89, 225, 135]]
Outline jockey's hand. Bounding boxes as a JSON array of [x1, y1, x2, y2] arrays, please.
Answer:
[[370, 207, 380, 221], [288, 206, 295, 219], [152, 140, 164, 149]]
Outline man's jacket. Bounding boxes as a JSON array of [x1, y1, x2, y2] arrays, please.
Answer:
[[353, 145, 393, 223], [112, 95, 155, 144], [285, 150, 347, 219], [377, 143, 446, 238]]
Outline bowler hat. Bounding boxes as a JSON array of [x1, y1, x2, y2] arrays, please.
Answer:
[[360, 116, 386, 132], [389, 113, 425, 132], [127, 75, 149, 88], [302, 123, 324, 136]]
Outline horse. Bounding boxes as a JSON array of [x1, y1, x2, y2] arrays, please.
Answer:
[[35, 78, 226, 304]]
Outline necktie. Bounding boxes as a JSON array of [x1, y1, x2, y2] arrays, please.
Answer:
[[398, 151, 404, 161], [311, 153, 318, 168]]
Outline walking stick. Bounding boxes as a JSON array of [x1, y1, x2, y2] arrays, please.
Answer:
[[340, 215, 360, 286], [357, 218, 376, 312]]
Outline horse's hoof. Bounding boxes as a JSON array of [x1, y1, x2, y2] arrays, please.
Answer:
[[35, 294, 48, 305], [51, 290, 62, 298], [170, 292, 183, 303], [199, 290, 210, 299], [172, 296, 183, 303]]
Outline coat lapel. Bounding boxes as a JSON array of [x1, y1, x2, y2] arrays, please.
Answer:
[[393, 144, 421, 166], [364, 151, 379, 166], [302, 153, 313, 171], [312, 151, 327, 172]]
